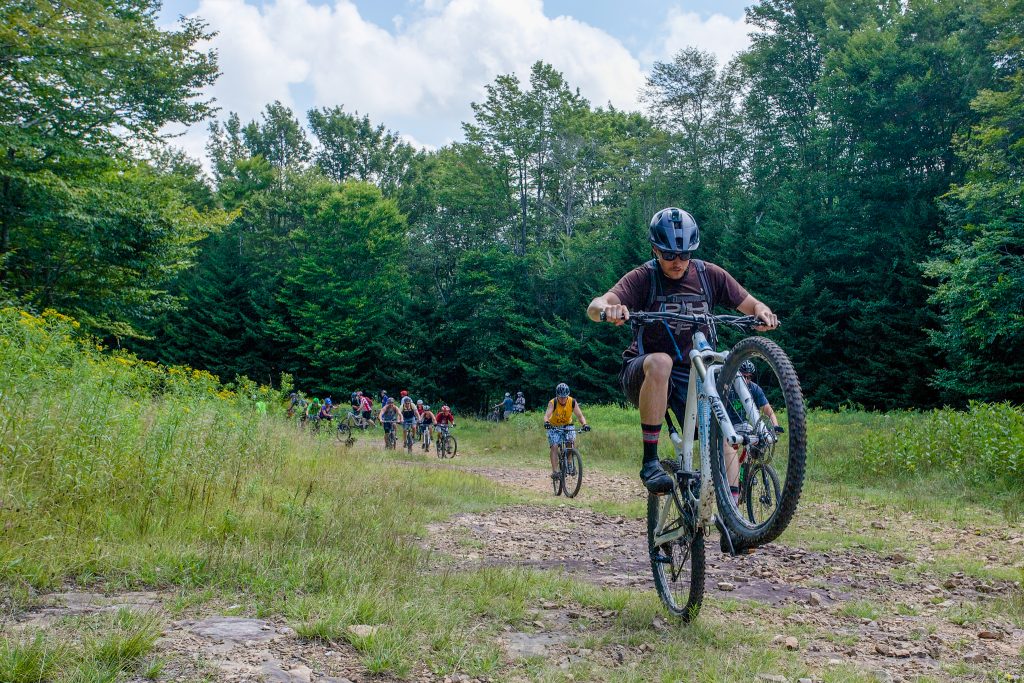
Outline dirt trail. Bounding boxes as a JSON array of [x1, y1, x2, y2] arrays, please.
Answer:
[[4, 456, 1022, 682], [4, 591, 391, 683], [423, 463, 1024, 682]]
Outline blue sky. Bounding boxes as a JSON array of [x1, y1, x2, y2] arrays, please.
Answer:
[[157, 0, 756, 162]]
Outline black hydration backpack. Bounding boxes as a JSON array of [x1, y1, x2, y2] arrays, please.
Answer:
[[636, 258, 717, 356]]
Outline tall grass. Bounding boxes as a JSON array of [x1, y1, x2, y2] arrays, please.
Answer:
[[456, 399, 1024, 517]]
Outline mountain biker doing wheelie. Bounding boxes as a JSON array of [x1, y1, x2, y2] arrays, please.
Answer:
[[543, 383, 590, 481], [586, 207, 778, 494]]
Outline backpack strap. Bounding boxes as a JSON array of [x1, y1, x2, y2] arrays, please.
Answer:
[[691, 259, 718, 348], [644, 259, 659, 310]]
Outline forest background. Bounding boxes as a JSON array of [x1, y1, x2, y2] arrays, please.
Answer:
[[2, 0, 1022, 412]]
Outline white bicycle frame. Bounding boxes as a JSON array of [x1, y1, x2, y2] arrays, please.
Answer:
[[653, 330, 764, 545]]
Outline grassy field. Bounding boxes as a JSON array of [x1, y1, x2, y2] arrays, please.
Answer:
[[1, 308, 1022, 681]]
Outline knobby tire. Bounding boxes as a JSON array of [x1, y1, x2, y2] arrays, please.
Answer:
[[562, 448, 583, 498], [710, 336, 807, 551], [647, 460, 705, 621]]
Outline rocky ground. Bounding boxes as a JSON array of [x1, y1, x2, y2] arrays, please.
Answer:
[[424, 463, 1024, 682], [3, 460, 1021, 682]]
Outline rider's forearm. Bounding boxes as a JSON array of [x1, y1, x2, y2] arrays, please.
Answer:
[[587, 296, 609, 322], [738, 295, 771, 317]]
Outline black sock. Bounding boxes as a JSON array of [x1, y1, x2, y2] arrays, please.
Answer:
[[641, 423, 662, 464]]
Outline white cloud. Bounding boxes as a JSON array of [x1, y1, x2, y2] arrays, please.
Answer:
[[169, 0, 647, 159], [163, 0, 752, 165], [655, 9, 752, 69]]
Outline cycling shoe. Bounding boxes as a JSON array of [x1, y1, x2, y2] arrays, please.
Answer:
[[640, 460, 674, 494]]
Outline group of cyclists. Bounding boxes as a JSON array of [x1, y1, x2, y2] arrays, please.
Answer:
[[286, 389, 456, 450], [377, 391, 456, 450]]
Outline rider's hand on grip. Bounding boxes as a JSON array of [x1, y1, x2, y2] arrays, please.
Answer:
[[599, 304, 629, 326], [581, 424, 591, 432], [544, 421, 552, 429], [774, 425, 785, 433]]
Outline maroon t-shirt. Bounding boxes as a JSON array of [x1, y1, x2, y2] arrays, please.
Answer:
[[609, 260, 748, 363]]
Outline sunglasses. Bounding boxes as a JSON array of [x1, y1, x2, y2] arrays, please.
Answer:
[[656, 249, 692, 262]]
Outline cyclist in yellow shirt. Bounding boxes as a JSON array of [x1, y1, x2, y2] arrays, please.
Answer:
[[543, 382, 590, 481]]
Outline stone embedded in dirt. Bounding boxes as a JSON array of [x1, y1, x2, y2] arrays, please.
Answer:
[[870, 521, 887, 530], [872, 670, 895, 683], [346, 624, 378, 639], [963, 651, 987, 663], [784, 636, 799, 651], [807, 592, 823, 607], [798, 679, 813, 683], [942, 578, 958, 590], [260, 662, 312, 683], [532, 620, 545, 629], [875, 642, 892, 656], [827, 659, 843, 666], [922, 585, 941, 595], [718, 581, 737, 591], [755, 674, 788, 683], [501, 631, 570, 658], [190, 617, 284, 643], [652, 615, 670, 631], [978, 630, 1004, 640]]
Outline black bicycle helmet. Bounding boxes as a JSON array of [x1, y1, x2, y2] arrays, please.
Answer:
[[739, 360, 756, 375], [649, 207, 699, 253], [555, 383, 570, 398]]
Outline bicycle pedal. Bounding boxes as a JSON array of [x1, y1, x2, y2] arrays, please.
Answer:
[[650, 552, 672, 564]]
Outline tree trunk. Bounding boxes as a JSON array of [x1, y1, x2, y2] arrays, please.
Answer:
[[0, 147, 15, 283]]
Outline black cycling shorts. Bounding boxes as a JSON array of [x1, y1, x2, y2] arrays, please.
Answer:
[[619, 355, 691, 418]]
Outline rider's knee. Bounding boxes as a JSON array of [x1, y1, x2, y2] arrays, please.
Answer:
[[643, 353, 673, 380]]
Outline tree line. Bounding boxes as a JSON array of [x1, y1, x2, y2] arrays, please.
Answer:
[[2, 0, 1021, 411]]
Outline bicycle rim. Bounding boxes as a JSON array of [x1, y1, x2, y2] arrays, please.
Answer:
[[562, 448, 583, 498], [710, 336, 807, 549], [647, 491, 705, 622]]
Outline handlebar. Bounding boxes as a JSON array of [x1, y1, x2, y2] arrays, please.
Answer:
[[599, 310, 770, 332]]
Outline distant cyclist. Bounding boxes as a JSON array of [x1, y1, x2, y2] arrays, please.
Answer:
[[543, 383, 590, 481], [318, 397, 334, 421], [436, 404, 455, 428], [286, 392, 304, 419], [379, 397, 399, 445], [513, 391, 526, 413], [306, 397, 322, 426], [419, 404, 436, 448], [399, 396, 418, 447], [723, 359, 783, 502], [359, 392, 373, 424]]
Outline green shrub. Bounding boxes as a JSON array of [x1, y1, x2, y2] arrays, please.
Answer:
[[860, 402, 1024, 486]]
